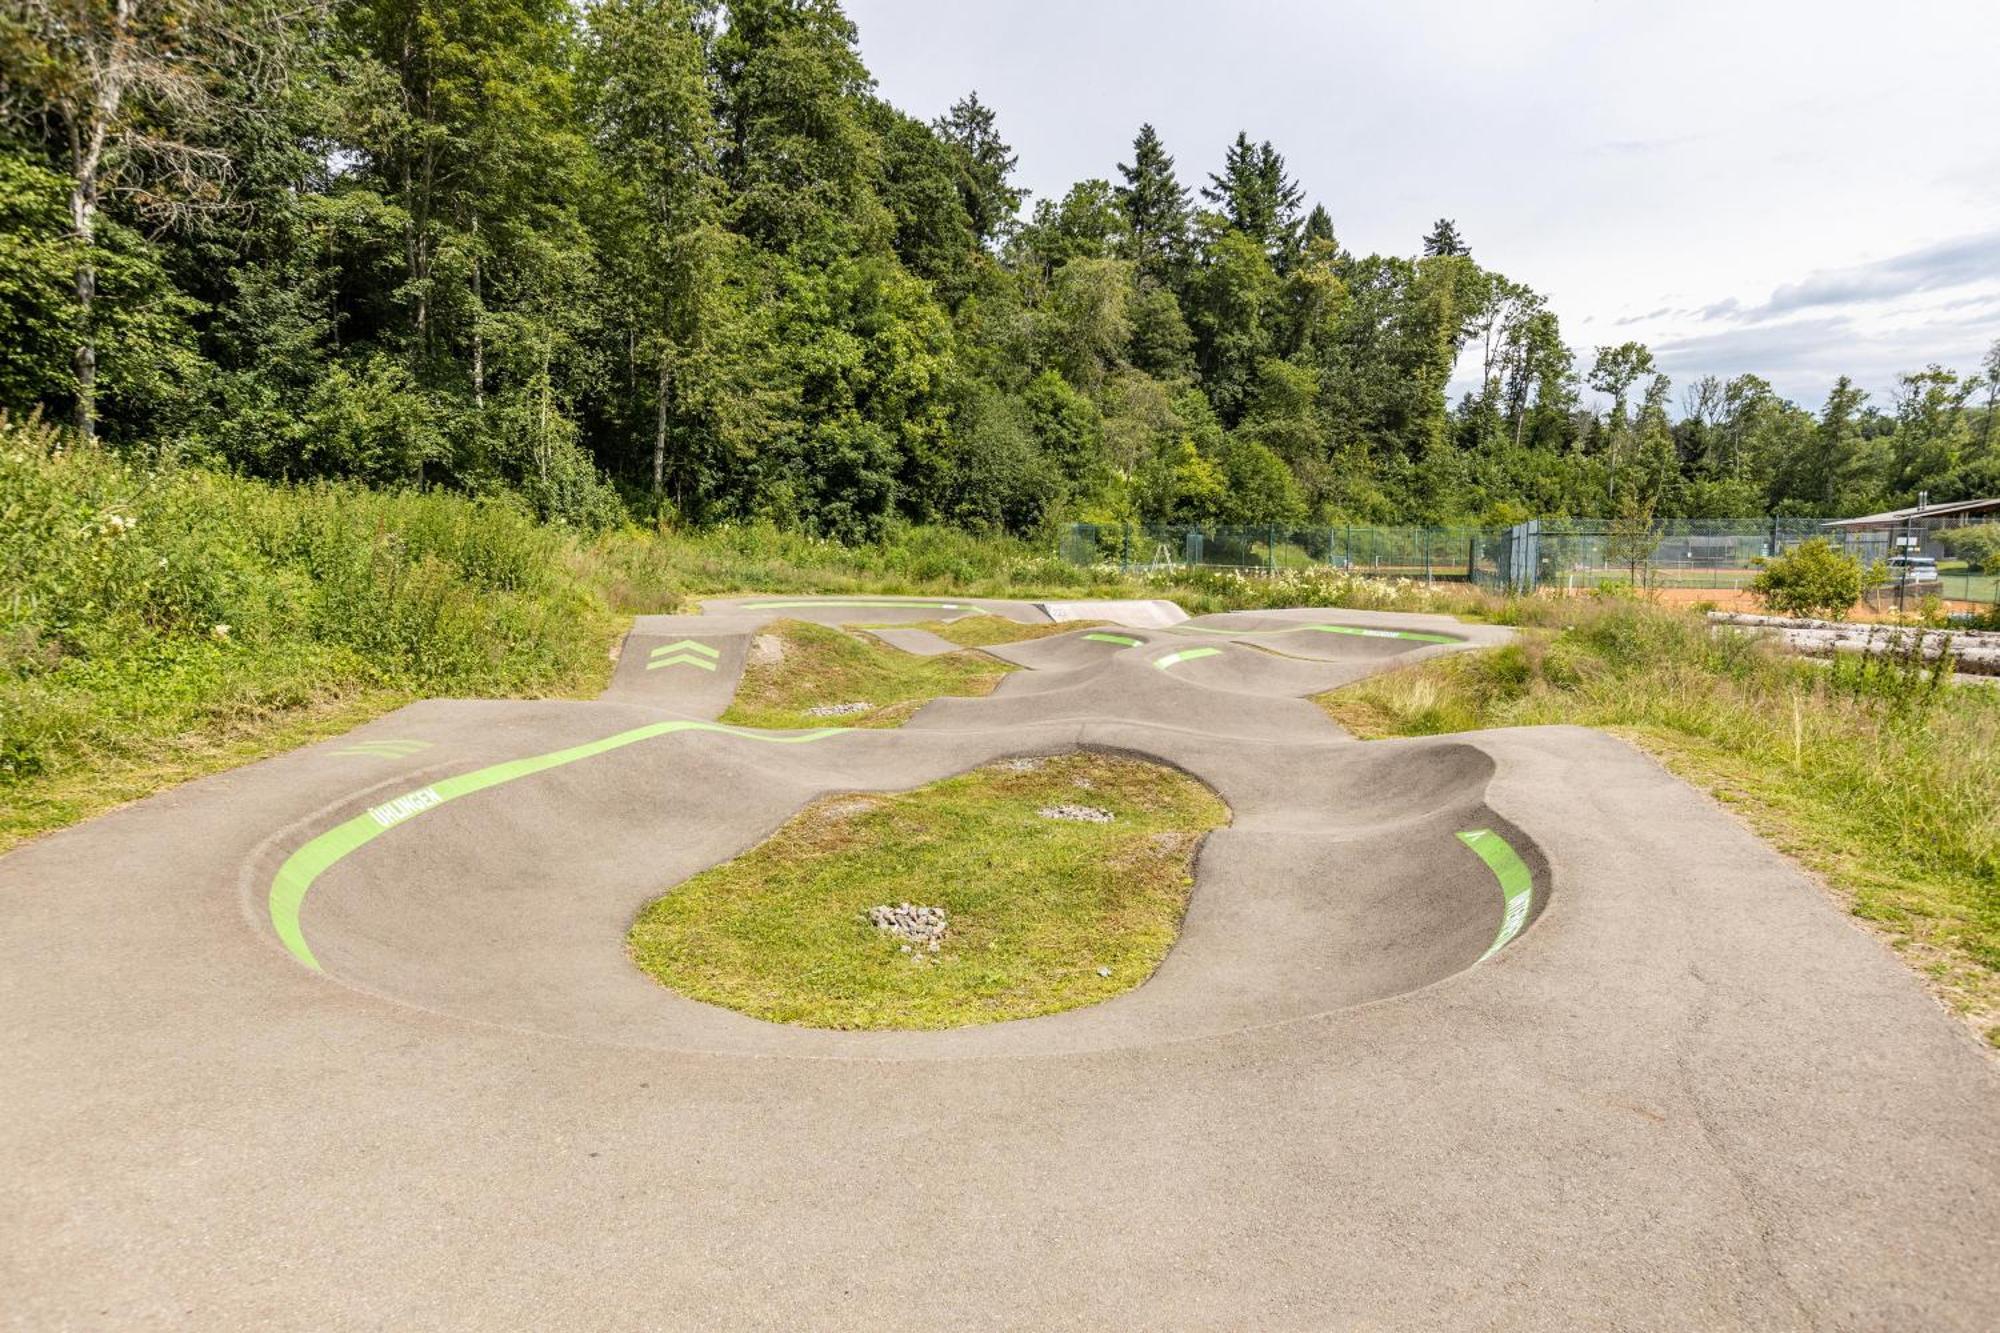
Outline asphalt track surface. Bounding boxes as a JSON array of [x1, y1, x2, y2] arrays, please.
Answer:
[[4, 596, 1998, 1329]]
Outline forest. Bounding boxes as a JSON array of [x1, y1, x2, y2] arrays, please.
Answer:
[[5, 0, 1998, 539]]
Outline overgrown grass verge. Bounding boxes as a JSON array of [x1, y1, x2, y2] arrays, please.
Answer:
[[1, 419, 626, 849], [1320, 596, 2000, 1046], [719, 620, 1012, 730], [627, 751, 1228, 1029]]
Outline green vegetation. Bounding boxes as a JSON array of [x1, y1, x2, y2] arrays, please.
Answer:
[[1750, 538, 1871, 618], [1, 411, 1483, 846], [627, 751, 1228, 1029], [1321, 596, 2000, 1045], [0, 414, 624, 848], [5, 1, 1995, 544], [719, 619, 1012, 730], [1936, 524, 2000, 576]]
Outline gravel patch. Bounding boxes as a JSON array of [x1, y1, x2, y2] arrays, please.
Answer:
[[1038, 804, 1114, 824], [870, 902, 948, 954], [750, 634, 786, 666], [806, 701, 874, 718], [1000, 757, 1046, 772]]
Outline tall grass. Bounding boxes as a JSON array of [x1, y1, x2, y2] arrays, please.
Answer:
[[1, 416, 616, 835]]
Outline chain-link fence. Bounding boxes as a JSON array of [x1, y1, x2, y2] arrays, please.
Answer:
[[1057, 523, 1500, 583], [1058, 518, 2000, 611]]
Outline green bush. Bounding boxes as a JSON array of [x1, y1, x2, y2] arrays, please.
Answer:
[[1936, 524, 2000, 575], [1749, 539, 1867, 619]]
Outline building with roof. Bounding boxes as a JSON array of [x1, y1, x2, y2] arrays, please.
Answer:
[[1821, 497, 2000, 533]]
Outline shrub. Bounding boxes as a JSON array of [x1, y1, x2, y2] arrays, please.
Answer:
[[1935, 524, 2000, 575], [1750, 539, 1867, 619]]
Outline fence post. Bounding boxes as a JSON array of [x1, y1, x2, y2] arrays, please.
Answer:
[[1423, 528, 1433, 584]]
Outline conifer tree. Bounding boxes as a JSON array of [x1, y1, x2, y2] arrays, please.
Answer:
[[1114, 124, 1189, 286]]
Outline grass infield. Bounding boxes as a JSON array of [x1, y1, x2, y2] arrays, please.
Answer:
[[627, 751, 1228, 1030]]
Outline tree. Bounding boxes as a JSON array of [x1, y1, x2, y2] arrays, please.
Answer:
[[1587, 341, 1656, 505], [3, 0, 301, 438], [1421, 217, 1468, 257], [1114, 123, 1188, 286], [587, 0, 724, 501], [1201, 132, 1303, 266], [1301, 204, 1335, 250], [1981, 337, 1999, 448], [1037, 256, 1131, 392], [1890, 365, 1974, 497], [715, 0, 879, 252], [868, 101, 977, 294], [1750, 539, 1867, 619], [1604, 489, 1659, 585], [1011, 179, 1123, 276], [933, 90, 1022, 248], [1185, 224, 1279, 421]]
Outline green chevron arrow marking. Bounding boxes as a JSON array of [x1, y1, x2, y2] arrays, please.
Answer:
[[270, 721, 847, 970], [647, 654, 718, 672], [1302, 624, 1460, 645], [1154, 647, 1223, 671], [649, 640, 719, 659], [1457, 828, 1535, 960], [1083, 632, 1142, 647]]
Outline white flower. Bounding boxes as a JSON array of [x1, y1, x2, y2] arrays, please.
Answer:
[[211, 623, 232, 641]]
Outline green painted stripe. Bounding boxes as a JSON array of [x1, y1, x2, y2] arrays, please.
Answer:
[[646, 655, 718, 672], [739, 600, 987, 615], [1083, 632, 1142, 647], [1154, 647, 1224, 671], [270, 722, 844, 970], [1180, 622, 1460, 645], [336, 740, 431, 758], [1303, 624, 1460, 645], [1457, 829, 1535, 960], [650, 640, 719, 658]]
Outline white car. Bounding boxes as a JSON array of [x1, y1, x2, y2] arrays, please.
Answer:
[[1885, 555, 1940, 585]]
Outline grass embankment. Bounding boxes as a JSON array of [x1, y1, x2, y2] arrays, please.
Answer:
[[719, 616, 1094, 730], [1322, 595, 2000, 1045], [720, 620, 1014, 729], [628, 751, 1228, 1029], [0, 420, 653, 848]]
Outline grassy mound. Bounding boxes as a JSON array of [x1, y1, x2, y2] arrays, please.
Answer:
[[719, 619, 1017, 729], [627, 751, 1228, 1029]]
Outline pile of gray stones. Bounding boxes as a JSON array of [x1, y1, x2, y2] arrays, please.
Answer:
[[1037, 804, 1114, 823], [806, 702, 874, 718], [870, 902, 948, 954]]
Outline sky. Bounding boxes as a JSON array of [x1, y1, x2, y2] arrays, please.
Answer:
[[842, 0, 2000, 413]]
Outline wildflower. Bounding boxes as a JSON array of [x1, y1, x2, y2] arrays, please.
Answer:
[[211, 623, 231, 641]]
